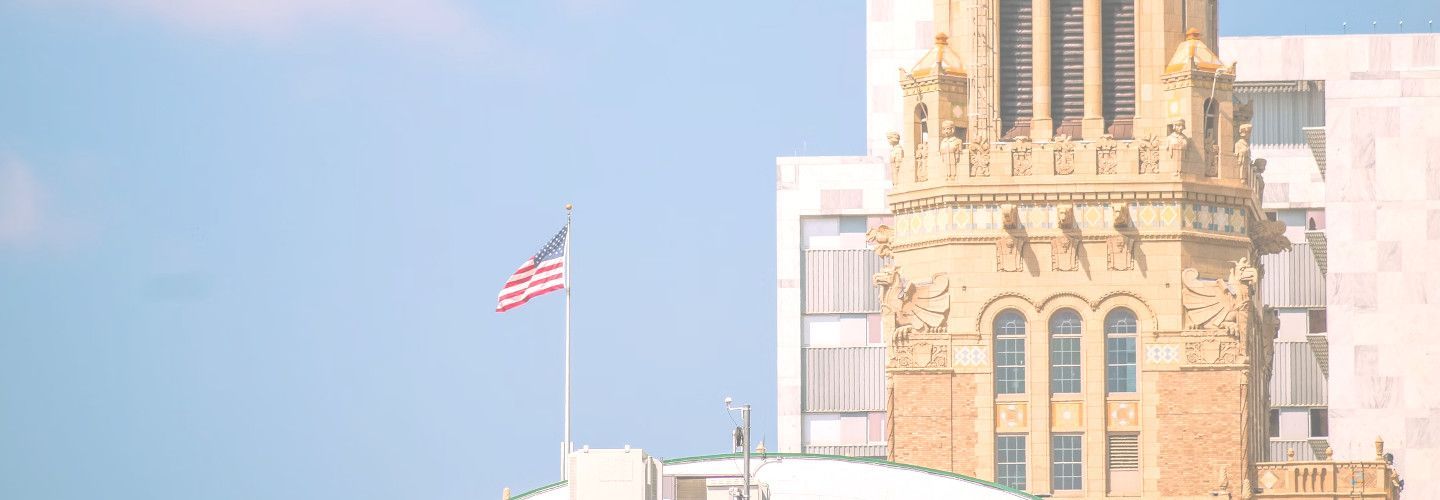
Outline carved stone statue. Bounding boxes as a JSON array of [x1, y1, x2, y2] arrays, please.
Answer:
[[997, 235, 1025, 272], [1261, 305, 1280, 384], [1181, 258, 1258, 339], [1253, 158, 1268, 202], [874, 266, 951, 344], [968, 137, 991, 177], [865, 224, 894, 261], [1053, 134, 1076, 175], [940, 120, 963, 180], [887, 131, 905, 181], [1167, 119, 1190, 160], [1056, 203, 1075, 229], [1011, 136, 1033, 176], [1206, 142, 1220, 177], [1051, 235, 1078, 271], [1106, 235, 1134, 271], [999, 203, 1019, 229], [1112, 203, 1131, 228], [1251, 218, 1292, 256], [1096, 134, 1119, 174], [1139, 134, 1161, 174], [1235, 124, 1253, 183], [914, 141, 929, 182]]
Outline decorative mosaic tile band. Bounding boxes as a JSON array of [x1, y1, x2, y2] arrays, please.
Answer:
[[953, 345, 988, 367], [1146, 344, 1181, 364], [893, 202, 1248, 243]]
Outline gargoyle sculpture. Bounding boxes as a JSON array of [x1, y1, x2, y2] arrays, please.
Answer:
[[1181, 258, 1258, 339], [865, 224, 894, 261], [874, 266, 950, 343], [1251, 217, 1292, 256]]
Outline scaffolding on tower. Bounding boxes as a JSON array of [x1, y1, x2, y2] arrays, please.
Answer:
[[970, 0, 995, 141]]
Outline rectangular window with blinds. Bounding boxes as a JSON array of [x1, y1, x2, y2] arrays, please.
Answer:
[[1107, 433, 1140, 494], [998, 0, 1033, 139], [1101, 0, 1136, 139], [1050, 0, 1085, 138]]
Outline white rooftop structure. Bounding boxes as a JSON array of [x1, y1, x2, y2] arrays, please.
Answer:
[[509, 448, 1034, 500]]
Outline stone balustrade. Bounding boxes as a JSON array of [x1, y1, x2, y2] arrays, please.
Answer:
[[1253, 441, 1401, 499]]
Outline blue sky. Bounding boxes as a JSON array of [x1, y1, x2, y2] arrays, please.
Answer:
[[1, 1, 1437, 499]]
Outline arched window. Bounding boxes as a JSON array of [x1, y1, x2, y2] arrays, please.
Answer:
[[914, 103, 930, 143], [1308, 218, 1317, 231], [1049, 309, 1083, 394], [994, 310, 1027, 394], [1105, 308, 1139, 393]]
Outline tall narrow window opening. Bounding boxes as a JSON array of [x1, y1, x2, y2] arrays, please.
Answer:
[[999, 0, 1033, 139], [1053, 434, 1084, 490], [1050, 309, 1083, 394], [914, 103, 930, 145], [1105, 308, 1138, 393], [995, 310, 1028, 394], [1051, 0, 1085, 138], [996, 435, 1028, 490], [1101, 0, 1136, 138]]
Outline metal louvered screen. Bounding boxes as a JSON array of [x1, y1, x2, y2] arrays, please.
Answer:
[[1260, 243, 1325, 308], [803, 250, 883, 314], [1051, 0, 1085, 138], [1270, 341, 1327, 407], [1101, 0, 1135, 139], [1235, 82, 1326, 146], [803, 347, 886, 412], [999, 0, 1033, 139], [1107, 433, 1140, 470]]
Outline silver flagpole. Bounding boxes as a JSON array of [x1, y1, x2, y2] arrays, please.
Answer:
[[562, 203, 573, 480]]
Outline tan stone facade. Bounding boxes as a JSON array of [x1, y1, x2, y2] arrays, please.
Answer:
[[874, 1, 1298, 498]]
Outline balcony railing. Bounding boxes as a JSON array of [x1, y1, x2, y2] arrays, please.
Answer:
[[1255, 439, 1400, 499]]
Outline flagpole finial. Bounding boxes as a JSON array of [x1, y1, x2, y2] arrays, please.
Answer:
[[565, 203, 573, 211]]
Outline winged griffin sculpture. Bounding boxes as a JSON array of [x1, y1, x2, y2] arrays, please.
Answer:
[[873, 266, 950, 343], [1181, 258, 1258, 340]]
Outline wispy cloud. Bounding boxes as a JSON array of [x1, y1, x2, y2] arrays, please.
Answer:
[[0, 156, 45, 247], [35, 0, 486, 44]]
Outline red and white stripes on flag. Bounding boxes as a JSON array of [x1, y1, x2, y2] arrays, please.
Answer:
[[496, 226, 568, 312]]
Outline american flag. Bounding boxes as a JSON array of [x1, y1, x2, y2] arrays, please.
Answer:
[[496, 226, 568, 313]]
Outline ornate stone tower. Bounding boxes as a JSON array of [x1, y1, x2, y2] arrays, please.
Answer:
[[872, 1, 1291, 498]]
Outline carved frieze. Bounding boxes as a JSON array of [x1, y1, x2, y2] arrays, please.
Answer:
[[997, 235, 1025, 272], [1106, 235, 1134, 271], [1011, 136, 1033, 176], [1139, 134, 1161, 174], [1185, 337, 1239, 365], [891, 341, 950, 369], [1053, 134, 1076, 175], [1096, 134, 1119, 174], [968, 138, 991, 177], [1051, 235, 1078, 271]]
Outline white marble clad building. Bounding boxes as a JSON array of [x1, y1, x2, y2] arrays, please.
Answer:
[[1226, 33, 1440, 500]]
